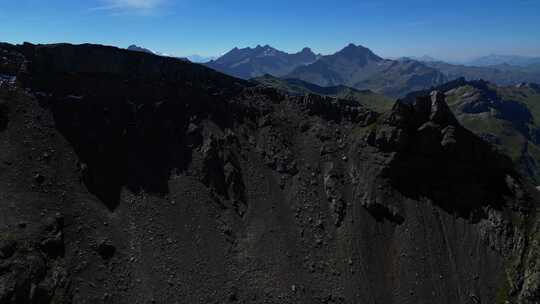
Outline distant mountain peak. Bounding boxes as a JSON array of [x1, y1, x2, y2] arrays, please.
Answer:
[[467, 54, 540, 67], [287, 43, 446, 96], [206, 45, 320, 79], [334, 43, 382, 62], [341, 43, 371, 51], [187, 54, 217, 63], [398, 55, 440, 63], [254, 44, 274, 50], [127, 44, 155, 55], [339, 43, 372, 53], [294, 47, 318, 58]]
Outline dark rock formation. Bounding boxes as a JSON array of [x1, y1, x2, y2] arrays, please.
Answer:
[[408, 78, 540, 184], [362, 90, 517, 221], [0, 42, 538, 304]]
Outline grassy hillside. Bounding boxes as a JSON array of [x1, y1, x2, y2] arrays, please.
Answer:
[[443, 82, 540, 183]]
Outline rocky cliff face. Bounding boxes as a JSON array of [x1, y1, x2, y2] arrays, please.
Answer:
[[0, 43, 538, 303], [404, 78, 540, 185]]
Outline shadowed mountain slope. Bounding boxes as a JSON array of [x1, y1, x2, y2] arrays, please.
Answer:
[[405, 78, 540, 185], [0, 42, 538, 304]]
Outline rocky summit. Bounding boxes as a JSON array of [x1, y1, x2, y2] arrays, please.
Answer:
[[404, 77, 540, 185], [0, 43, 539, 304]]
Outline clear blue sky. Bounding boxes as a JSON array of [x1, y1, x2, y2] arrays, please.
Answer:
[[1, 0, 539, 61]]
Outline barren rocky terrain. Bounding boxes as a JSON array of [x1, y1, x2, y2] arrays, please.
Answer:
[[0, 43, 539, 303]]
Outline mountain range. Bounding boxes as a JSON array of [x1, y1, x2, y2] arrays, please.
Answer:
[[466, 54, 540, 67], [399, 54, 540, 67], [285, 44, 447, 97], [1, 42, 538, 303], [206, 43, 448, 97], [205, 44, 321, 79], [204, 44, 540, 97], [398, 55, 440, 62], [425, 61, 540, 85], [127, 45, 210, 63], [127, 43, 540, 96]]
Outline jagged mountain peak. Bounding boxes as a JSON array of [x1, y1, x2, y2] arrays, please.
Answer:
[[335, 43, 382, 61], [206, 45, 320, 79], [287, 43, 445, 96], [219, 44, 280, 57], [255, 44, 274, 50]]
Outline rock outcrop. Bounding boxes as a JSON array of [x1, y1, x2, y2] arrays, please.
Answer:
[[360, 90, 518, 219]]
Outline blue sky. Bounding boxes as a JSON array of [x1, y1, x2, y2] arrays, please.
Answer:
[[1, 0, 539, 61]]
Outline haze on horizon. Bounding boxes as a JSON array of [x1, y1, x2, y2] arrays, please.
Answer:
[[1, 0, 539, 61]]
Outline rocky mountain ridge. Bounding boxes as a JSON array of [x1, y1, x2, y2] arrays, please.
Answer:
[[0, 42, 538, 303], [205, 45, 320, 79], [286, 44, 447, 97], [206, 43, 540, 97], [404, 77, 540, 185]]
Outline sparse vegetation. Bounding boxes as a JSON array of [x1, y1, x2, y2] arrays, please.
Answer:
[[253, 74, 394, 112], [443, 81, 540, 183]]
